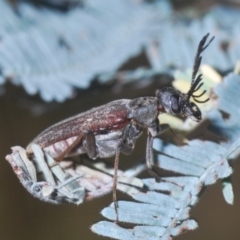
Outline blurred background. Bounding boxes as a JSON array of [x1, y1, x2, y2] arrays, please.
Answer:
[[1, 0, 240, 239]]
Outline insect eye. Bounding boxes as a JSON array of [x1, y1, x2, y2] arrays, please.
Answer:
[[170, 95, 180, 114]]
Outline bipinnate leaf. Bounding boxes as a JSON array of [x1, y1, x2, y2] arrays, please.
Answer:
[[1, 1, 240, 101]]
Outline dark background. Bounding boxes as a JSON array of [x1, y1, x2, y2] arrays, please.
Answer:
[[1, 0, 240, 240]]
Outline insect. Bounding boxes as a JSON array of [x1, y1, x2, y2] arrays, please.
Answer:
[[20, 33, 214, 220]]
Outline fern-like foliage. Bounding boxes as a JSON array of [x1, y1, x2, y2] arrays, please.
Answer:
[[22, 0, 84, 10], [1, 1, 240, 101], [91, 73, 240, 239], [208, 73, 240, 143], [0, 0, 170, 101]]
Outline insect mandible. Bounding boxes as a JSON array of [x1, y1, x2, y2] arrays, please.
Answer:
[[26, 33, 214, 219]]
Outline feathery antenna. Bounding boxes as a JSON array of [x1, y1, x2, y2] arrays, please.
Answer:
[[187, 33, 214, 103]]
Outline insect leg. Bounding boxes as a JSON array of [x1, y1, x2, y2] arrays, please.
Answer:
[[55, 134, 84, 162], [148, 117, 170, 137], [153, 121, 183, 146], [146, 133, 161, 181], [113, 146, 120, 223], [112, 126, 131, 222], [146, 120, 170, 181], [120, 121, 143, 155], [112, 121, 143, 222]]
